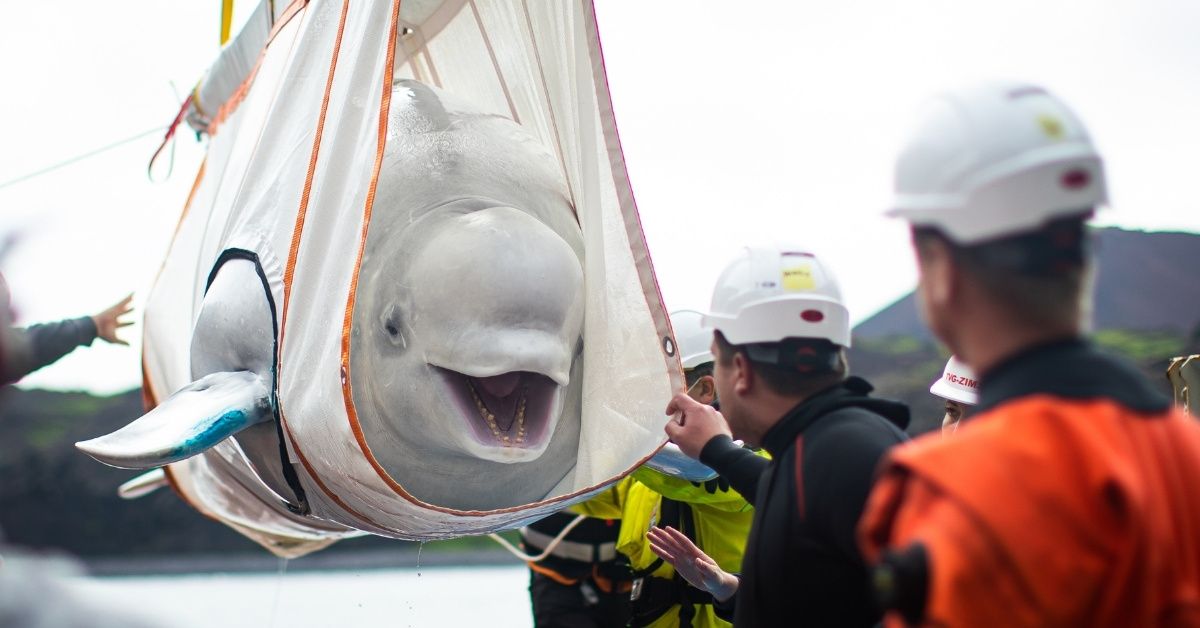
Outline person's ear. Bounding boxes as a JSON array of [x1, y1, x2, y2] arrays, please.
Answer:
[[695, 374, 716, 405], [913, 236, 966, 343], [920, 238, 957, 311], [732, 352, 753, 396]]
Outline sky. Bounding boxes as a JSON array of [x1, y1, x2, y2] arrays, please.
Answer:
[[1, 0, 1197, 394]]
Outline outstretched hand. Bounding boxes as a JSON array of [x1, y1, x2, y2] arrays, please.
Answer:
[[664, 392, 732, 459], [647, 525, 739, 602], [92, 294, 134, 346]]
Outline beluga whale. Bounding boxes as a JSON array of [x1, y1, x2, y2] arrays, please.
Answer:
[[80, 79, 586, 511], [75, 0, 679, 556], [347, 79, 587, 507]]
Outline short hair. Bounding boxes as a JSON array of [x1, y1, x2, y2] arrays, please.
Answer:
[[713, 331, 847, 398], [684, 362, 713, 389], [912, 213, 1092, 330]]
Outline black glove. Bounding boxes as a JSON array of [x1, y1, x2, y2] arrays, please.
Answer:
[[691, 475, 730, 494]]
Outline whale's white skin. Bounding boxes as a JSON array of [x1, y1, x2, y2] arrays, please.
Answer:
[[79, 80, 586, 516], [350, 80, 585, 509]]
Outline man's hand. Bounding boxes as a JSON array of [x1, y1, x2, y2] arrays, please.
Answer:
[[647, 526, 739, 602], [664, 392, 731, 459], [91, 294, 134, 346]]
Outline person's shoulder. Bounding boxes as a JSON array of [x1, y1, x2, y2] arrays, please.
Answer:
[[978, 342, 1169, 416], [962, 393, 1155, 456], [882, 403, 1108, 498], [807, 405, 909, 449], [798, 407, 910, 477]]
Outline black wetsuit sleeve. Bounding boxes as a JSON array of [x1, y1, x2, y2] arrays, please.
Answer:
[[699, 435, 769, 504], [1, 317, 97, 384], [713, 574, 739, 622], [804, 414, 904, 563]]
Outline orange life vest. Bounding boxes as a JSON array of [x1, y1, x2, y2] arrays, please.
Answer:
[[860, 340, 1200, 627]]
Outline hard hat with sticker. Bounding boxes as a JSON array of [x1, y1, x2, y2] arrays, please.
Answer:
[[701, 246, 851, 347], [888, 81, 1107, 245]]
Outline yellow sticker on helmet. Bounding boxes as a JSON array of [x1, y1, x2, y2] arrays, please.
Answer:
[[782, 264, 815, 292], [1037, 114, 1065, 140]]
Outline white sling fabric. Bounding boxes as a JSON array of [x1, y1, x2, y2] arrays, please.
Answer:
[[143, 0, 679, 554]]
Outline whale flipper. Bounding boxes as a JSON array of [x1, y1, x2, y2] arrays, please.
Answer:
[[117, 468, 169, 499], [77, 371, 271, 469]]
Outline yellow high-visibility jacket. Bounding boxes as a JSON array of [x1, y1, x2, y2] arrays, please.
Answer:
[[573, 460, 762, 628]]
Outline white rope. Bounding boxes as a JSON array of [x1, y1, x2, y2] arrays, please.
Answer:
[[487, 513, 588, 563], [0, 126, 167, 192]]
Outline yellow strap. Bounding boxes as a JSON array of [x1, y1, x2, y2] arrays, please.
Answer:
[[220, 0, 234, 45]]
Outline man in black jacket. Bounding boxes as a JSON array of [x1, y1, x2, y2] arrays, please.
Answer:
[[647, 247, 909, 626], [0, 275, 133, 384]]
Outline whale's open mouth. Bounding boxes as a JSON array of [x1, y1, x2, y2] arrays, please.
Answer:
[[437, 368, 561, 451]]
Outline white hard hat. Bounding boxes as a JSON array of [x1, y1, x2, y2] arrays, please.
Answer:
[[929, 356, 979, 405], [888, 81, 1107, 245], [670, 310, 715, 369], [701, 247, 850, 347]]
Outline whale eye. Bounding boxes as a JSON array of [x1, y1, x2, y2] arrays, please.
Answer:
[[380, 303, 407, 349]]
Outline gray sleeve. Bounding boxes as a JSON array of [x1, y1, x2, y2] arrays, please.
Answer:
[[2, 316, 98, 384]]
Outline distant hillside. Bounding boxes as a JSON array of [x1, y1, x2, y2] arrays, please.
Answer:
[[854, 228, 1200, 342], [1090, 229, 1200, 332], [0, 388, 262, 556]]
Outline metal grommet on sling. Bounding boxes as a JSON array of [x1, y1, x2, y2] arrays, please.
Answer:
[[663, 336, 676, 357]]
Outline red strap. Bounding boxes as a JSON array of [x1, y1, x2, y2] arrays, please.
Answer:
[[147, 94, 193, 180], [794, 435, 806, 521]]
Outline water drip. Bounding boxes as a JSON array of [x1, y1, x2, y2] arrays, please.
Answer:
[[267, 557, 289, 628]]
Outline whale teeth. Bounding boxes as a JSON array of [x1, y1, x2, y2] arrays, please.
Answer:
[[467, 380, 528, 447], [515, 388, 527, 445]]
